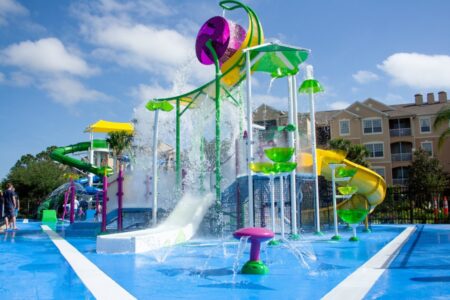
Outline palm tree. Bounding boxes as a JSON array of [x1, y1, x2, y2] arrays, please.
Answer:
[[346, 144, 370, 167], [329, 138, 351, 153], [433, 106, 450, 149], [329, 138, 370, 167], [106, 131, 134, 171]]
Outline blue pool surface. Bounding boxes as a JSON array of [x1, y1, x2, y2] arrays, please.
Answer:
[[1, 222, 449, 299], [365, 225, 450, 300], [0, 222, 93, 299]]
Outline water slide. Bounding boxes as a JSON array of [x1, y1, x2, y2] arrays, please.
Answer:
[[298, 149, 386, 211], [50, 139, 112, 177], [96, 193, 214, 253]]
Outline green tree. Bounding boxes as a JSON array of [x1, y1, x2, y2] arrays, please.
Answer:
[[408, 149, 448, 193], [1, 146, 69, 218], [433, 106, 450, 149], [329, 138, 351, 152], [106, 131, 134, 170], [329, 138, 370, 167]]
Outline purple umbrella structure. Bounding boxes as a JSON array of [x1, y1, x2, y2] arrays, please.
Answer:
[[195, 16, 246, 66], [233, 227, 274, 275], [196, 16, 230, 65]]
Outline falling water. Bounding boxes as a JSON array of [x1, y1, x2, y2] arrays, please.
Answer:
[[281, 238, 317, 269], [267, 77, 276, 94], [232, 236, 249, 283], [150, 243, 175, 263], [126, 51, 245, 229], [197, 240, 224, 278]]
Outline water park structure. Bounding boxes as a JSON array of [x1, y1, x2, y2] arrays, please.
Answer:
[[81, 0, 387, 254], [4, 1, 450, 299], [34, 0, 390, 252]]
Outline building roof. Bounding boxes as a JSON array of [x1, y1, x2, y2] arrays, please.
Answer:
[[391, 101, 450, 117], [315, 110, 340, 125], [253, 92, 449, 125], [362, 98, 394, 112], [330, 93, 449, 120]]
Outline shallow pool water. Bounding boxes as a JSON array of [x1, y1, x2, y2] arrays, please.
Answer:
[[2, 222, 448, 299], [365, 225, 450, 300], [0, 222, 93, 299]]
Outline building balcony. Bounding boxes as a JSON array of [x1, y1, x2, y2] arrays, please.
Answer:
[[391, 152, 412, 161], [393, 178, 408, 186], [389, 128, 411, 137]]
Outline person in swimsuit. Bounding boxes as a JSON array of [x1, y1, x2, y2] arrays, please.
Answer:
[[3, 183, 17, 230]]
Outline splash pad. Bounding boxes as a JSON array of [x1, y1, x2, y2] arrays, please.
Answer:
[[94, 0, 386, 266], [233, 227, 274, 274]]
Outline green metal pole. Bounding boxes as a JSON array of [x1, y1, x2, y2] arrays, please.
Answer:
[[176, 98, 181, 195], [205, 40, 222, 219]]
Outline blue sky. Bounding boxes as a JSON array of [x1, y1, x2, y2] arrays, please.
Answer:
[[1, 0, 449, 180]]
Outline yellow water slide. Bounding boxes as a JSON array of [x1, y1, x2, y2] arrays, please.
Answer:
[[298, 149, 386, 211]]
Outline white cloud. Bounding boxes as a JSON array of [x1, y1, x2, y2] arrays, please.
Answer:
[[378, 53, 450, 89], [0, 37, 106, 105], [96, 0, 173, 17], [10, 72, 34, 86], [0, 0, 28, 26], [385, 93, 404, 103], [132, 83, 174, 102], [40, 77, 107, 105], [1, 38, 97, 76], [253, 94, 288, 111], [91, 24, 193, 66], [329, 101, 350, 110], [73, 2, 213, 86], [352, 70, 379, 84], [131, 80, 198, 103]]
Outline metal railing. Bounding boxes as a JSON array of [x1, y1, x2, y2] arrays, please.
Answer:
[[393, 178, 408, 186], [370, 185, 450, 224], [390, 128, 411, 137], [391, 152, 412, 161]]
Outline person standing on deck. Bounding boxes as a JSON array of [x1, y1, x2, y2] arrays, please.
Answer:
[[0, 190, 4, 220], [4, 183, 18, 230]]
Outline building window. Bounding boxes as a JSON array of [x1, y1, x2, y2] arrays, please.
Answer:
[[317, 126, 330, 146], [419, 117, 431, 133], [393, 166, 409, 185], [365, 142, 384, 158], [421, 141, 433, 156], [372, 167, 385, 179], [363, 118, 382, 134], [390, 142, 413, 161], [339, 119, 350, 135]]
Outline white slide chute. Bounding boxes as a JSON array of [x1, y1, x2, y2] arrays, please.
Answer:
[[96, 193, 214, 253]]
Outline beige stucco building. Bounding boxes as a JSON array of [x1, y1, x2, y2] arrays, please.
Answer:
[[253, 91, 450, 186]]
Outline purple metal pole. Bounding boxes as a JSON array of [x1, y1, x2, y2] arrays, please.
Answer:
[[102, 171, 108, 232], [249, 240, 261, 261], [117, 165, 124, 231], [233, 227, 274, 261], [69, 178, 75, 224]]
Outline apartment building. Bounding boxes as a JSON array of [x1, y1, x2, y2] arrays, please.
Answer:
[[253, 91, 450, 186], [330, 91, 450, 185]]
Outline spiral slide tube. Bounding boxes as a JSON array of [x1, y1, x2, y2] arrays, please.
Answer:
[[50, 139, 112, 177]]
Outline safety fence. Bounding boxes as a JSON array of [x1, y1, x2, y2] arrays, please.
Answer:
[[201, 178, 450, 236], [369, 185, 450, 224]]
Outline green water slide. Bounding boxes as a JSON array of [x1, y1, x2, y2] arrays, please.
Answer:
[[50, 139, 113, 176]]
